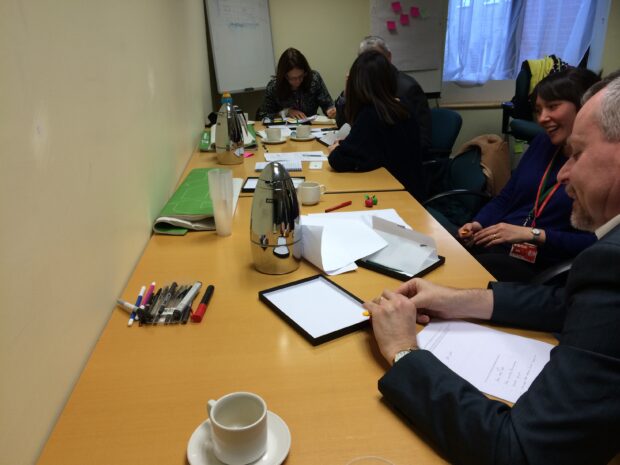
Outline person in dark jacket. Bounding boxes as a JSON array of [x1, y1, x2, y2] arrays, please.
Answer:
[[257, 47, 335, 121], [335, 36, 432, 157], [328, 50, 426, 201], [363, 73, 620, 465]]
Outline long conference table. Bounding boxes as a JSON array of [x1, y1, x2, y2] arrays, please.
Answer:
[[37, 129, 556, 465]]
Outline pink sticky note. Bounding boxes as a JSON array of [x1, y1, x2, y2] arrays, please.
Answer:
[[243, 151, 254, 158], [400, 14, 409, 25], [386, 20, 397, 31], [391, 1, 402, 13], [411, 6, 420, 17]]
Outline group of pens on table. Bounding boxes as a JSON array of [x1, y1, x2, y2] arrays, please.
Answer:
[[116, 281, 214, 326]]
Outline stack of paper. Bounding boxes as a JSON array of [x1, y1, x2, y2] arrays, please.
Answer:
[[298, 210, 441, 276]]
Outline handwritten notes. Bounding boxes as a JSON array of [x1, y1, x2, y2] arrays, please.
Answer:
[[418, 321, 553, 403]]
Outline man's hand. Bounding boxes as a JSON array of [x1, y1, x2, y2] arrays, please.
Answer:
[[363, 289, 419, 365], [395, 278, 494, 324], [287, 109, 307, 120], [325, 107, 337, 119]]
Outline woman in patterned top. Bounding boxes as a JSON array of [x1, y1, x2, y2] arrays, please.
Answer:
[[258, 48, 335, 121]]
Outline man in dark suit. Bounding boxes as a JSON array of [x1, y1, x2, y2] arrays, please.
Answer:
[[335, 36, 432, 156], [363, 74, 620, 464]]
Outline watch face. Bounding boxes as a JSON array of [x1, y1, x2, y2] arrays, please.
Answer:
[[532, 228, 541, 236]]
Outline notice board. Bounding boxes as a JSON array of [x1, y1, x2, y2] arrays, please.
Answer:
[[206, 0, 276, 94], [370, 0, 448, 95]]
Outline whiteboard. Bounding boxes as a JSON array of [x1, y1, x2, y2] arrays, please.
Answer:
[[370, 0, 448, 95], [206, 0, 276, 94]]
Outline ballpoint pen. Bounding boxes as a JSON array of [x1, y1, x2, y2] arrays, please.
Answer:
[[128, 286, 146, 327], [155, 282, 177, 325]]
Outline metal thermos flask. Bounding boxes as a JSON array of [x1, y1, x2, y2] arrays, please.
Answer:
[[215, 92, 244, 165], [250, 162, 302, 274]]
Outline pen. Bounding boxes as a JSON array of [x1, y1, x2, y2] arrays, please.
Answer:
[[169, 281, 202, 324], [191, 285, 215, 323], [302, 154, 324, 158], [116, 299, 138, 314], [128, 286, 146, 327], [139, 287, 161, 325], [131, 281, 155, 326], [155, 282, 177, 325], [325, 200, 352, 213]]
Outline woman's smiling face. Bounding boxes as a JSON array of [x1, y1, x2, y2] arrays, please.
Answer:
[[535, 96, 578, 146]]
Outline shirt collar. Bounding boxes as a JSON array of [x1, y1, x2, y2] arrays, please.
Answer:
[[595, 213, 620, 239]]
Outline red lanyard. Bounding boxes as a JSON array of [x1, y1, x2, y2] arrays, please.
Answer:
[[531, 149, 561, 228]]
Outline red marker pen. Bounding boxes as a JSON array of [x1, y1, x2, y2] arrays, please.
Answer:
[[191, 285, 215, 323]]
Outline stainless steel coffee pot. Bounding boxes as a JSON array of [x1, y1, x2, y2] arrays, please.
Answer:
[[215, 94, 244, 165], [250, 162, 302, 274]]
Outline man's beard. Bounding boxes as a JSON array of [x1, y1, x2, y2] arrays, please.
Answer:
[[570, 201, 596, 232]]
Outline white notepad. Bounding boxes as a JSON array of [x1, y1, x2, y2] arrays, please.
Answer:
[[255, 160, 302, 172]]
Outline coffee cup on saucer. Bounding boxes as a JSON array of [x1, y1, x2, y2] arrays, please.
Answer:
[[295, 125, 311, 139], [265, 128, 282, 142], [298, 181, 326, 206], [207, 392, 267, 465]]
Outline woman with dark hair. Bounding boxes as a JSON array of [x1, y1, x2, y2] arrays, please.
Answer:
[[327, 51, 426, 201], [458, 67, 600, 282], [258, 48, 335, 121]]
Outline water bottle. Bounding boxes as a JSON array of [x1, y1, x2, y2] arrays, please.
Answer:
[[215, 92, 244, 165]]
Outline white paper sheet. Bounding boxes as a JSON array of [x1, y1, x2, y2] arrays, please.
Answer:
[[264, 151, 328, 162], [362, 217, 439, 277], [418, 321, 553, 403], [300, 217, 387, 274], [298, 210, 413, 275]]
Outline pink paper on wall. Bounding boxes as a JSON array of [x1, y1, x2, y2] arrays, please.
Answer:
[[410, 6, 420, 18], [386, 20, 397, 31], [391, 1, 402, 13], [400, 14, 410, 25]]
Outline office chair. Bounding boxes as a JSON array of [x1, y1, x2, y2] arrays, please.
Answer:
[[428, 108, 463, 159], [501, 67, 545, 142], [423, 147, 492, 236], [529, 258, 573, 286]]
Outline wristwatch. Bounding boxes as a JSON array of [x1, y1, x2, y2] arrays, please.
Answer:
[[531, 228, 542, 242], [392, 347, 418, 365]]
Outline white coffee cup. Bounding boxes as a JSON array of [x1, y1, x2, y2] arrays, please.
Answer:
[[207, 392, 268, 465], [295, 125, 311, 138], [265, 127, 282, 142], [299, 181, 326, 205]]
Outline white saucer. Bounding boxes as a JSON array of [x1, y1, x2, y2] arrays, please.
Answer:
[[187, 411, 291, 465], [290, 135, 316, 141], [262, 138, 287, 145]]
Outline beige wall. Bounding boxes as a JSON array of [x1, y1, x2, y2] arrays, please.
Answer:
[[0, 1, 210, 464]]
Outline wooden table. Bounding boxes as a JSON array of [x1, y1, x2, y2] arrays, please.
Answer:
[[185, 128, 404, 195], [37, 191, 555, 465]]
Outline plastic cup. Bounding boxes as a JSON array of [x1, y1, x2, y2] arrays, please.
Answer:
[[208, 168, 234, 236]]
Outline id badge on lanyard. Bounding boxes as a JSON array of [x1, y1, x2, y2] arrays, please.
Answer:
[[510, 149, 561, 264]]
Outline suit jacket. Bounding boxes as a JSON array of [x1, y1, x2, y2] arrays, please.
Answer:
[[379, 224, 620, 465]]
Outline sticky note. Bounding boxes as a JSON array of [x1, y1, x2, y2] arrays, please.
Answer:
[[411, 6, 420, 17], [400, 14, 409, 25], [386, 20, 397, 31], [391, 1, 402, 13]]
